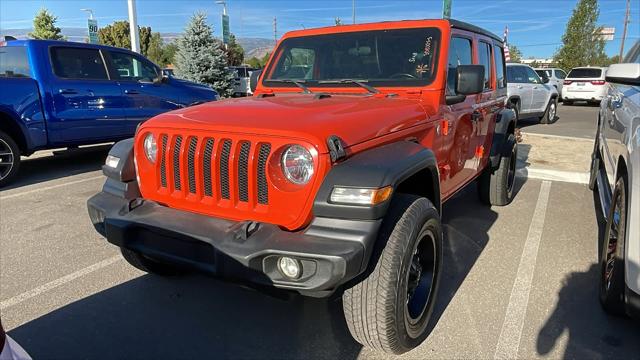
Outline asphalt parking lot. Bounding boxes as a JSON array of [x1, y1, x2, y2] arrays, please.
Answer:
[[1, 104, 638, 359]]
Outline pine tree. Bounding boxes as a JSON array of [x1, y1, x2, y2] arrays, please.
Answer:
[[224, 34, 245, 66], [29, 8, 64, 40], [553, 0, 608, 71], [175, 12, 234, 97]]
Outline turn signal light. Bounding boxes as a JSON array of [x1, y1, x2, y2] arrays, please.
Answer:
[[563, 80, 572, 85], [330, 186, 393, 206]]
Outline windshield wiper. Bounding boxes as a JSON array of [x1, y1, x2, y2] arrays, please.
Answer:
[[268, 79, 312, 94], [318, 79, 380, 94]]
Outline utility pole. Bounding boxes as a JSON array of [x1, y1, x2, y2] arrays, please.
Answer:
[[619, 0, 630, 62], [352, 0, 356, 24], [273, 16, 277, 44], [127, 0, 140, 53]]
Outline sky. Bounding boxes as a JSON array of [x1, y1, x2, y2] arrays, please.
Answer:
[[1, 0, 638, 58]]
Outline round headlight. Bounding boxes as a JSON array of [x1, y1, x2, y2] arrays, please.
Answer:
[[143, 133, 157, 163], [281, 145, 314, 185]]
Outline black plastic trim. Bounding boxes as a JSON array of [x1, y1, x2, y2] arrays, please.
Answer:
[[449, 19, 503, 43], [102, 138, 136, 182], [489, 108, 517, 169], [313, 141, 440, 220]]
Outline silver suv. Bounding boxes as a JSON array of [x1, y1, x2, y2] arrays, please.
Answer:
[[590, 40, 640, 319], [506, 63, 559, 124], [534, 67, 567, 98]]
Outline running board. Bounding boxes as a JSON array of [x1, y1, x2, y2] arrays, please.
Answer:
[[596, 167, 612, 218]]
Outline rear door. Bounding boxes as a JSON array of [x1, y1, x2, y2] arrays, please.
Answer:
[[507, 65, 533, 113], [47, 46, 127, 143]]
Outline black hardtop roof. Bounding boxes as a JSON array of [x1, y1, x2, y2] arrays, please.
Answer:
[[449, 19, 503, 43]]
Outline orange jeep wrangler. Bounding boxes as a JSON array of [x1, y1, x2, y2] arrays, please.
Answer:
[[88, 19, 516, 354]]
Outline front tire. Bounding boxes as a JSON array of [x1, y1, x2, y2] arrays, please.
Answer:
[[599, 176, 628, 315], [478, 133, 517, 206], [342, 194, 442, 355], [0, 130, 21, 187], [540, 97, 558, 124], [121, 248, 184, 276]]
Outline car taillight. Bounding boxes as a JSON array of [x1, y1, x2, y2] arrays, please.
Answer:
[[591, 80, 605, 85], [563, 80, 572, 85]]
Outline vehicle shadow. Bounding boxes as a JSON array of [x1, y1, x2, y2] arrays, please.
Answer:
[[9, 181, 519, 359], [4, 145, 112, 191]]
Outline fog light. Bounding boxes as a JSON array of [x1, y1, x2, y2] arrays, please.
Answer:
[[278, 256, 301, 279], [105, 155, 120, 168]]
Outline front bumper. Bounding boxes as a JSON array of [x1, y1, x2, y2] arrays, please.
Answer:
[[88, 190, 381, 297]]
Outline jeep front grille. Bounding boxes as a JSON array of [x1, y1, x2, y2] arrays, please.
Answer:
[[157, 134, 272, 205]]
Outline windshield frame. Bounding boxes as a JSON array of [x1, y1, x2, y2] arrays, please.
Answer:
[[261, 27, 442, 90]]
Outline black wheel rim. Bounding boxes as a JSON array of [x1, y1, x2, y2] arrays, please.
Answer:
[[405, 229, 436, 324], [507, 145, 517, 193], [604, 192, 622, 290], [0, 138, 14, 181]]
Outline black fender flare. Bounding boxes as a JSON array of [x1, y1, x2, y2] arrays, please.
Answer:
[[101, 138, 140, 200], [507, 95, 521, 109], [313, 141, 441, 220], [490, 108, 517, 169]]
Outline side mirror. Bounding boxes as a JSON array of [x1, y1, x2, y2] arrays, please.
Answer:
[[250, 69, 263, 94], [446, 65, 485, 105], [605, 63, 640, 86]]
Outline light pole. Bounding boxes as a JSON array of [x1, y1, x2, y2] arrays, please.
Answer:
[[216, 0, 227, 16], [127, 0, 141, 53], [216, 0, 229, 49], [80, 8, 94, 20]]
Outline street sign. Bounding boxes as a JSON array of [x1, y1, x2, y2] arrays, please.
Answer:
[[87, 19, 99, 44], [442, 0, 452, 19], [222, 14, 230, 44], [598, 27, 615, 41]]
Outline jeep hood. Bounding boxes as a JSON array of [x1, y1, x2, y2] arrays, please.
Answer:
[[143, 94, 429, 153]]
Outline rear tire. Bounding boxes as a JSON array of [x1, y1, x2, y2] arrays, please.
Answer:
[[121, 248, 184, 276], [0, 130, 21, 188], [599, 176, 628, 315], [540, 97, 558, 124], [342, 194, 442, 355], [478, 133, 517, 206]]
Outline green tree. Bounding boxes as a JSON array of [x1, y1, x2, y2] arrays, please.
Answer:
[[553, 0, 607, 71], [175, 12, 234, 97], [29, 8, 64, 40], [508, 45, 522, 63], [162, 41, 178, 66], [224, 34, 245, 66], [98, 21, 151, 56], [146, 32, 165, 66]]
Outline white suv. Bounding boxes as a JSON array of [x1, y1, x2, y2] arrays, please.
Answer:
[[534, 67, 567, 98], [506, 63, 559, 124], [563, 66, 608, 105]]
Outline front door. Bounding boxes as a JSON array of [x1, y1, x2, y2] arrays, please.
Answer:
[[525, 66, 548, 112], [47, 46, 127, 144], [507, 65, 533, 113]]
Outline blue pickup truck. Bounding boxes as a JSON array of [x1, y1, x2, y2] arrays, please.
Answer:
[[0, 39, 218, 186]]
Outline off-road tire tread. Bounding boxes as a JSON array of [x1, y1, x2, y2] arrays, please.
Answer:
[[342, 194, 437, 354], [479, 134, 516, 206]]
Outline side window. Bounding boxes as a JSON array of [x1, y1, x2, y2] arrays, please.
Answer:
[[524, 66, 542, 84], [51, 47, 108, 80], [493, 45, 505, 88], [109, 51, 158, 82], [507, 66, 527, 83], [554, 70, 566, 79], [0, 47, 30, 78], [478, 41, 492, 89], [446, 37, 472, 94]]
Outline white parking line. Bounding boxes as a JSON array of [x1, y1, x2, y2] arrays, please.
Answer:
[[0, 256, 122, 311], [0, 175, 103, 200], [517, 168, 589, 185], [494, 180, 552, 359]]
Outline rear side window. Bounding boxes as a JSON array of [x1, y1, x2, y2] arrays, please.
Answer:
[[109, 51, 158, 82], [447, 37, 472, 94], [507, 66, 529, 83], [567, 68, 602, 78], [535, 70, 551, 78], [493, 45, 506, 88], [0, 47, 30, 78], [554, 70, 566, 79], [51, 47, 109, 80], [478, 42, 492, 89]]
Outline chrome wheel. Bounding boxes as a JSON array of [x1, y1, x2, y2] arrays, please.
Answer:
[[0, 138, 15, 181], [548, 101, 556, 122]]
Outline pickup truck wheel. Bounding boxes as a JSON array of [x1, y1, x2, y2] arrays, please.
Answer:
[[599, 176, 627, 315], [342, 194, 442, 355], [478, 134, 517, 206], [120, 248, 184, 276], [540, 98, 557, 124], [0, 131, 20, 187]]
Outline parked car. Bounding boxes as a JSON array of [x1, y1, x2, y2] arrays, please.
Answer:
[[0, 318, 31, 360], [88, 19, 518, 355], [0, 39, 219, 186], [534, 67, 567, 98], [229, 65, 257, 97], [589, 40, 640, 319], [563, 66, 608, 105], [506, 63, 559, 123]]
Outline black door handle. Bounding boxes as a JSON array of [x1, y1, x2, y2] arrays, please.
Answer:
[[471, 110, 482, 122]]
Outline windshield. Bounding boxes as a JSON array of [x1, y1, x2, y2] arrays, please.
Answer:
[[263, 28, 441, 88], [567, 68, 602, 78]]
